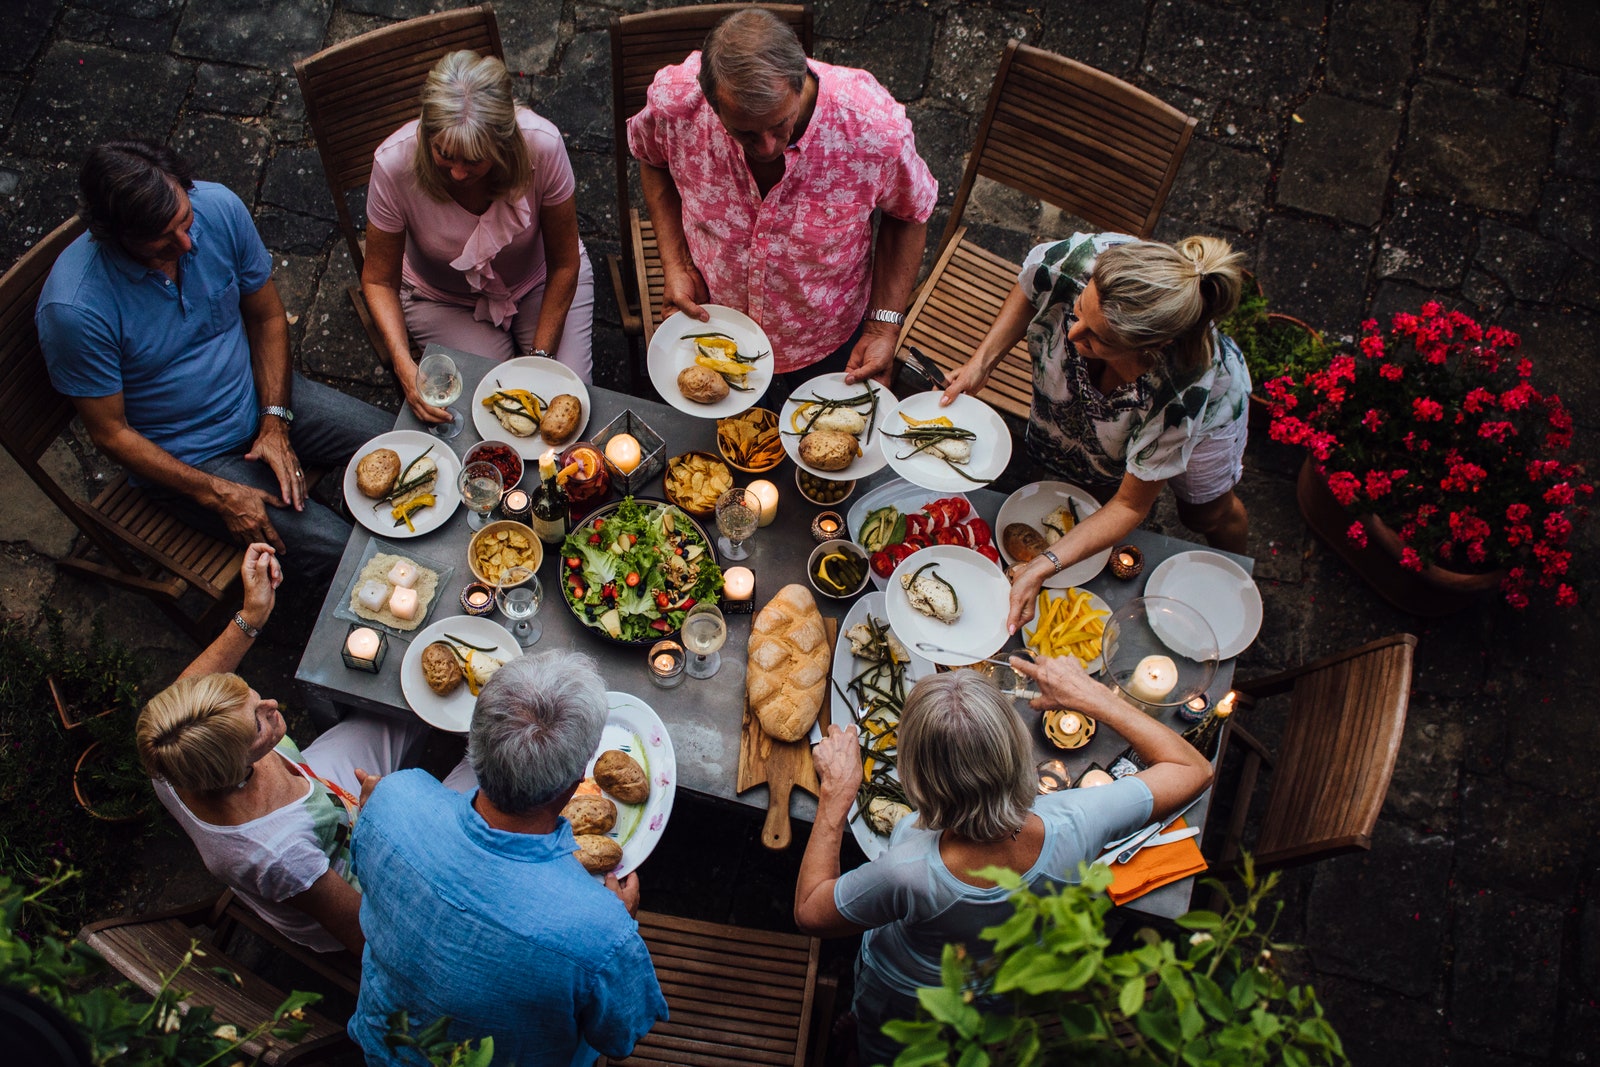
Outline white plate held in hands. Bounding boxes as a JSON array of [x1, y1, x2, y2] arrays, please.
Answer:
[[879, 391, 1011, 491], [647, 304, 774, 418]]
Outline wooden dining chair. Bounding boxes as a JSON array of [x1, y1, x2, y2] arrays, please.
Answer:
[[607, 3, 813, 365], [81, 890, 357, 1064], [294, 3, 503, 362], [602, 910, 834, 1067], [895, 41, 1197, 419], [1213, 633, 1417, 873], [0, 215, 245, 645]]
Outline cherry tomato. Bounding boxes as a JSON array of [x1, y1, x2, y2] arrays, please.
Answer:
[[588, 533, 601, 545], [566, 556, 582, 569], [625, 571, 641, 587], [627, 533, 638, 546], [592, 519, 605, 530]]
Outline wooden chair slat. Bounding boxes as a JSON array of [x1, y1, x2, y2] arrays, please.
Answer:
[[1221, 635, 1416, 872]]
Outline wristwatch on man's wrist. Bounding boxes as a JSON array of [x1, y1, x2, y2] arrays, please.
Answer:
[[260, 405, 295, 424], [866, 308, 905, 327]]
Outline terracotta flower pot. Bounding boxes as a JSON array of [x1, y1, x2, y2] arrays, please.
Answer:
[[1295, 458, 1504, 617], [72, 741, 150, 824]]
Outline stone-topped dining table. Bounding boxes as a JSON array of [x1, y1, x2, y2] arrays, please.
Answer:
[[296, 345, 1254, 919]]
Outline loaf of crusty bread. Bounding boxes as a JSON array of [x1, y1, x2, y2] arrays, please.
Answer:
[[747, 584, 829, 741]]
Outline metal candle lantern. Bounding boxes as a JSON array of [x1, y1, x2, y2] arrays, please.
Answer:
[[341, 624, 388, 673]]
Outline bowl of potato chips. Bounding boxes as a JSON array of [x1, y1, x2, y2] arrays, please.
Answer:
[[468, 520, 543, 587], [716, 408, 784, 473], [662, 451, 735, 518]]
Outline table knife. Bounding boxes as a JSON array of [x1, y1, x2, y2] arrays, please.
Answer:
[[1101, 793, 1205, 866]]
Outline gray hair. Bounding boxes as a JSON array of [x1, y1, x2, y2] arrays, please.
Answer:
[[899, 671, 1034, 842], [467, 651, 608, 814], [698, 8, 807, 115], [1091, 235, 1245, 376], [411, 50, 532, 203]]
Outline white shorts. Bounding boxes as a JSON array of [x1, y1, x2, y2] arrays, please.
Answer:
[[1166, 414, 1248, 505]]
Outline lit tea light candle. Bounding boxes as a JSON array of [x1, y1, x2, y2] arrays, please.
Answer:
[[346, 627, 380, 660], [356, 578, 389, 613], [648, 639, 685, 688], [341, 624, 388, 673], [1036, 759, 1071, 794], [810, 510, 844, 543], [1179, 692, 1212, 724], [1078, 768, 1114, 788], [746, 479, 779, 526], [1125, 654, 1178, 703], [723, 566, 755, 601], [502, 488, 531, 520], [605, 433, 642, 474], [1109, 544, 1144, 580]]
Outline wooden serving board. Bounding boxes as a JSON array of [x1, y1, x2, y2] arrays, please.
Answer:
[[737, 617, 836, 850]]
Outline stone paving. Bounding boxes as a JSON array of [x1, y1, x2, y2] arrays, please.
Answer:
[[2, 1, 1598, 1063]]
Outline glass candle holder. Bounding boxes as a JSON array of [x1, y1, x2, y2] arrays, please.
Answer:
[[460, 582, 497, 617], [648, 639, 686, 688], [810, 510, 844, 543], [501, 487, 532, 523], [1178, 692, 1212, 724], [341, 624, 388, 673], [1109, 544, 1144, 580], [1036, 759, 1071, 794], [721, 566, 756, 614]]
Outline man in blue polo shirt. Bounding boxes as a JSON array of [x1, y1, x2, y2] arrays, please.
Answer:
[[36, 140, 390, 584]]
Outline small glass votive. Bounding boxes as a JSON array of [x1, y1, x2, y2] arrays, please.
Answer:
[[1036, 759, 1071, 794], [648, 639, 686, 688], [810, 510, 844, 543], [461, 582, 497, 617], [721, 566, 756, 614], [342, 624, 388, 673], [1109, 544, 1144, 580], [1178, 692, 1212, 724], [501, 487, 531, 523]]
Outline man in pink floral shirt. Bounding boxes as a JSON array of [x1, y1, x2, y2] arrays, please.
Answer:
[[627, 8, 937, 387]]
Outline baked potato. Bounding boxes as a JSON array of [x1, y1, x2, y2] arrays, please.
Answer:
[[356, 448, 401, 499], [593, 750, 650, 804], [561, 794, 618, 836], [541, 393, 582, 444], [799, 430, 858, 472], [574, 834, 623, 874], [420, 641, 463, 696], [1002, 522, 1048, 564], [678, 364, 730, 404]]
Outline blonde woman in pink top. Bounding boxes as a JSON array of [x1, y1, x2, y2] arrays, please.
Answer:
[[362, 51, 594, 423]]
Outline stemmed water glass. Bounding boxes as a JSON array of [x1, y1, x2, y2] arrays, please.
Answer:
[[458, 460, 503, 530], [496, 574, 543, 646], [715, 488, 758, 561], [680, 602, 727, 679], [416, 351, 464, 439]]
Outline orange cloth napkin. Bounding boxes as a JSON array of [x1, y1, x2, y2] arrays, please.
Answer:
[[1107, 817, 1208, 906]]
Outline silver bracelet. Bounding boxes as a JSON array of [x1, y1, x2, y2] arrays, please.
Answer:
[[532, 348, 552, 359], [232, 611, 261, 639], [866, 308, 905, 327]]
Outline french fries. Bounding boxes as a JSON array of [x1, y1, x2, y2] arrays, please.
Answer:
[[1025, 587, 1108, 667], [664, 452, 733, 514], [717, 408, 784, 470]]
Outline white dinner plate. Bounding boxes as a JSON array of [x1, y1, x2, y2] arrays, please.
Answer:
[[470, 355, 591, 460], [344, 430, 462, 538], [646, 304, 774, 418], [821, 593, 931, 862], [996, 481, 1111, 588], [1021, 588, 1111, 673], [588, 692, 678, 878], [779, 372, 893, 480], [845, 478, 975, 591], [399, 615, 520, 732], [879, 391, 1011, 492], [1143, 550, 1264, 660], [886, 545, 1011, 666]]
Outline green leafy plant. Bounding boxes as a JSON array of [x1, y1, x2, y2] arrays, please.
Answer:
[[0, 865, 318, 1066], [1222, 289, 1332, 387], [881, 858, 1345, 1066], [386, 1011, 496, 1066]]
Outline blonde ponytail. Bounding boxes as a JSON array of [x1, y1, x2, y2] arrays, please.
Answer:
[[1092, 235, 1246, 374]]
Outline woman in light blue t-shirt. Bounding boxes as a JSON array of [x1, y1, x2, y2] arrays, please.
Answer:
[[796, 661, 1213, 1066]]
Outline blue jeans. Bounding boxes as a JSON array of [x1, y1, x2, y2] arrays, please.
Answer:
[[154, 374, 392, 587]]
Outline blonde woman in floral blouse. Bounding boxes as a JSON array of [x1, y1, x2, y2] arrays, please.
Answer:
[[941, 232, 1251, 633]]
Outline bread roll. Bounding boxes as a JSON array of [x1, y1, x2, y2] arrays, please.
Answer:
[[356, 448, 401, 499], [561, 795, 617, 836], [746, 584, 829, 741], [575, 834, 623, 873], [593, 750, 650, 804]]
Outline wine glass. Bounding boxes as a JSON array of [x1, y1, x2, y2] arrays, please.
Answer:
[[458, 460, 503, 530], [496, 575, 543, 646], [417, 351, 464, 439], [680, 602, 727, 679], [715, 488, 758, 561]]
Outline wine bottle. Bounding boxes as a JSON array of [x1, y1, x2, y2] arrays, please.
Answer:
[[530, 451, 569, 545]]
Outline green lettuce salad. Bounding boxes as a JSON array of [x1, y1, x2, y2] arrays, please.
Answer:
[[559, 497, 723, 642]]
